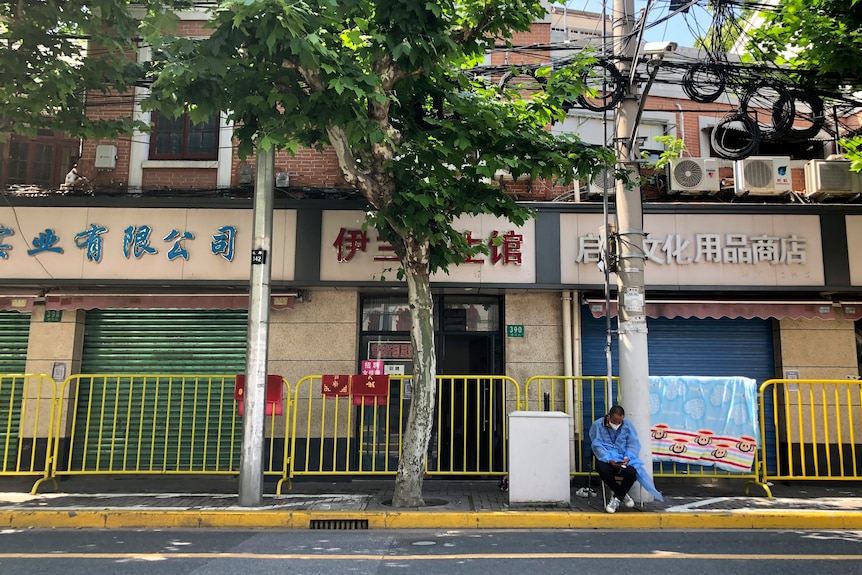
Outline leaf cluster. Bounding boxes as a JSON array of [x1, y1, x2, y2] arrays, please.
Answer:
[[746, 0, 862, 91], [50, 0, 612, 278], [142, 1, 613, 274], [0, 0, 190, 138]]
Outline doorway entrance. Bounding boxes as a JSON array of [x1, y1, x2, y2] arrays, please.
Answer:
[[436, 332, 505, 472], [358, 294, 505, 474]]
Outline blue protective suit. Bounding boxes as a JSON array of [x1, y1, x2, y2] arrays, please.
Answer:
[[589, 416, 664, 501]]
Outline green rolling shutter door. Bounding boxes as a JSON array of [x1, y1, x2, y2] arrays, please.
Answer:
[[74, 309, 248, 471], [0, 312, 31, 460], [0, 311, 29, 373], [81, 309, 248, 373]]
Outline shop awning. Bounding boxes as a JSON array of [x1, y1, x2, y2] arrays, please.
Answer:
[[45, 293, 297, 311], [839, 302, 862, 321], [0, 295, 36, 312], [585, 299, 836, 320]]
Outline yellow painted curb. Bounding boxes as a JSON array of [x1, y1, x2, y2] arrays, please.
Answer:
[[2, 509, 862, 530]]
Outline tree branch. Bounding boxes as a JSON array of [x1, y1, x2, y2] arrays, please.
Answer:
[[451, 2, 495, 45]]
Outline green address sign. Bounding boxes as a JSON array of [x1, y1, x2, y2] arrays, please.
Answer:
[[506, 324, 525, 338]]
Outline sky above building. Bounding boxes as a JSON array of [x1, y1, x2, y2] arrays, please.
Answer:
[[562, 0, 716, 48]]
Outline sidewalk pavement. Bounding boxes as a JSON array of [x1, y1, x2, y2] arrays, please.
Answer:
[[1, 475, 862, 530]]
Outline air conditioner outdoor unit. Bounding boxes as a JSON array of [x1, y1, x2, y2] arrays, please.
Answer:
[[588, 169, 616, 197], [669, 158, 720, 193], [803, 159, 862, 199], [734, 156, 792, 196]]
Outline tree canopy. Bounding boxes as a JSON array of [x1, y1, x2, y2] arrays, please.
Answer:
[[747, 0, 862, 91], [145, 0, 611, 272], [0, 0, 187, 138], [2, 0, 612, 506], [144, 0, 611, 506]]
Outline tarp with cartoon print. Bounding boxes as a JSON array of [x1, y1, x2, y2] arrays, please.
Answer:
[[649, 376, 759, 472]]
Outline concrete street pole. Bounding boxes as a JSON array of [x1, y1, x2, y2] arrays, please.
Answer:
[[239, 147, 274, 507], [613, 0, 654, 501]]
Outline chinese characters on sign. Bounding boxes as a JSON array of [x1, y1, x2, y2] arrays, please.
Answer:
[[0, 225, 13, 259], [361, 360, 385, 375], [369, 341, 414, 359], [0, 223, 237, 263], [576, 232, 808, 266], [334, 227, 523, 265]]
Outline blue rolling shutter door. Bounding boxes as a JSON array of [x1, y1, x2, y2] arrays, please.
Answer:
[[580, 305, 776, 472]]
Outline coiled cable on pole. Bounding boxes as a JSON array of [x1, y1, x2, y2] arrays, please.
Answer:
[[739, 80, 795, 140], [710, 111, 761, 160], [682, 62, 726, 104], [498, 66, 543, 90], [576, 59, 625, 112], [784, 89, 825, 142]]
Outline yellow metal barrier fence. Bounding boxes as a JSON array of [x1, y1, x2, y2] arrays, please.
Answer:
[[759, 379, 862, 485], [33, 374, 292, 494], [523, 375, 618, 477], [290, 374, 520, 477], [0, 374, 57, 488], [6, 370, 809, 492]]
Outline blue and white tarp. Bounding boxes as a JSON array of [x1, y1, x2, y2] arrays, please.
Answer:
[[649, 376, 759, 472]]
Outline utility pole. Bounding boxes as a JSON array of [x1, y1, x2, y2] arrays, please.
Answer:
[[612, 0, 654, 501], [238, 147, 274, 507]]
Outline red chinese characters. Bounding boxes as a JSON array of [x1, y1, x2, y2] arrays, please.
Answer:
[[333, 228, 524, 265]]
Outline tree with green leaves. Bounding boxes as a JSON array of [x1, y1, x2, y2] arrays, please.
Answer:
[[0, 0, 187, 138], [746, 0, 862, 167], [144, 0, 612, 506], [747, 0, 862, 89]]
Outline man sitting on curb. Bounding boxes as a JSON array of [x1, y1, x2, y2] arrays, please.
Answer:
[[589, 405, 663, 513]]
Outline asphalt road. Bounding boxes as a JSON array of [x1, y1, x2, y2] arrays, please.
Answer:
[[1, 528, 860, 575]]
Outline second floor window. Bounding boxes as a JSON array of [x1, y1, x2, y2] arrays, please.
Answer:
[[150, 112, 219, 160]]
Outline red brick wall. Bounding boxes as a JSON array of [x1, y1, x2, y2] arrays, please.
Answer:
[[490, 24, 552, 65], [228, 147, 351, 189], [142, 168, 218, 189]]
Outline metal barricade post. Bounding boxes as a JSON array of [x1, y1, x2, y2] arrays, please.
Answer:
[[34, 374, 291, 494], [0, 374, 57, 493], [759, 378, 862, 486]]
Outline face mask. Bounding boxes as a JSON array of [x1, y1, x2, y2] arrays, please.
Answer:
[[609, 422, 621, 431]]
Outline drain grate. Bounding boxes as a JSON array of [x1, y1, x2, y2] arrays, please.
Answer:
[[309, 518, 369, 530]]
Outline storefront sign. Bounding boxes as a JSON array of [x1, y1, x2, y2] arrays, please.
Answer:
[[561, 213, 826, 287], [1, 220, 236, 263], [577, 232, 807, 266], [847, 215, 862, 286], [320, 211, 536, 284], [0, 207, 296, 281]]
